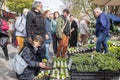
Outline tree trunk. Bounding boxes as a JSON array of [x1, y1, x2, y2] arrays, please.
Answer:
[[0, 0, 5, 9]]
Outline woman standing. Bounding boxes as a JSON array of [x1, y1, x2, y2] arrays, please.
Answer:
[[51, 11, 59, 54], [69, 15, 78, 47]]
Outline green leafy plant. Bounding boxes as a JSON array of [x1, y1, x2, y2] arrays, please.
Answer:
[[72, 53, 120, 72]]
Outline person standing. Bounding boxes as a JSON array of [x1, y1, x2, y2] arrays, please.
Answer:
[[69, 15, 78, 47], [26, 1, 48, 40], [51, 11, 59, 54], [8, 20, 14, 44], [44, 10, 53, 61], [56, 9, 70, 58], [26, 1, 48, 59], [79, 16, 89, 45], [0, 18, 9, 61], [94, 8, 110, 53], [15, 8, 29, 52]]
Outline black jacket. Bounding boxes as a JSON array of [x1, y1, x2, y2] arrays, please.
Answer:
[[18, 42, 42, 80], [26, 10, 46, 39]]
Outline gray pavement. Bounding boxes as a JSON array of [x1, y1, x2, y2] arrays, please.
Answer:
[[0, 44, 18, 80]]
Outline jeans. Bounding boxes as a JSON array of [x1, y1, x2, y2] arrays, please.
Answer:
[[45, 43, 50, 60], [96, 32, 108, 53]]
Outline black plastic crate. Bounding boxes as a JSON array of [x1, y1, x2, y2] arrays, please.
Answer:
[[71, 70, 120, 80]]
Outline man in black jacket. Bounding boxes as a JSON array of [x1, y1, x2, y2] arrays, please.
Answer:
[[26, 1, 48, 59], [26, 1, 48, 40]]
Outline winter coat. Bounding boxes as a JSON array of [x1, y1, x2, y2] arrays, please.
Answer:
[[79, 20, 89, 35], [56, 15, 70, 39], [17, 42, 42, 80], [45, 18, 52, 43], [15, 15, 27, 37], [62, 15, 70, 36], [26, 10, 46, 39]]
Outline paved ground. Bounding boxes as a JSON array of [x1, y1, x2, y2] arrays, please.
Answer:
[[0, 44, 17, 80]]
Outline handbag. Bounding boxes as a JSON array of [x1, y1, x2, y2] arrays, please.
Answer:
[[10, 47, 28, 75]]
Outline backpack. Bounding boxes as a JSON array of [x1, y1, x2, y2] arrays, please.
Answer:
[[0, 19, 9, 31]]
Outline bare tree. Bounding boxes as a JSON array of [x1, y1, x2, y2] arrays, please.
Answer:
[[0, 0, 4, 9]]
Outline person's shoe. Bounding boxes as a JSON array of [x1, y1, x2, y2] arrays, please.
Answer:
[[5, 57, 9, 61]]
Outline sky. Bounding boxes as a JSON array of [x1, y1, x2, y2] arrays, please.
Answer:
[[34, 0, 65, 13]]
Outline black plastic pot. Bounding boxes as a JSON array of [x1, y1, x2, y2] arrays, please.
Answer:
[[71, 70, 120, 80]]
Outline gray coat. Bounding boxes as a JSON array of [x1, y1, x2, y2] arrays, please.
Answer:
[[79, 20, 89, 35], [15, 15, 26, 37]]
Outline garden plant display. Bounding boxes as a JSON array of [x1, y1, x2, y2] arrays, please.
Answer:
[[50, 57, 70, 79], [71, 53, 120, 72], [68, 44, 95, 54]]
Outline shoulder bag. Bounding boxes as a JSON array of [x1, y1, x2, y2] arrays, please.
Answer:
[[10, 47, 28, 75]]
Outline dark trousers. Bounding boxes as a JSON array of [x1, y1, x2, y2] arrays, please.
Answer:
[[38, 43, 46, 59], [52, 32, 58, 54], [70, 33, 77, 47], [1, 45, 8, 58]]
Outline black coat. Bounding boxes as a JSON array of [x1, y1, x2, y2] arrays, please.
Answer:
[[70, 20, 78, 47], [0, 30, 9, 46], [26, 10, 46, 39], [17, 42, 42, 80]]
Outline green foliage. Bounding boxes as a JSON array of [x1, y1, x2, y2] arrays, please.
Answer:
[[7, 0, 34, 14], [108, 46, 120, 59], [62, 0, 97, 19], [94, 53, 120, 71], [72, 53, 120, 72], [72, 53, 99, 72], [53, 57, 67, 62], [107, 40, 114, 46]]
